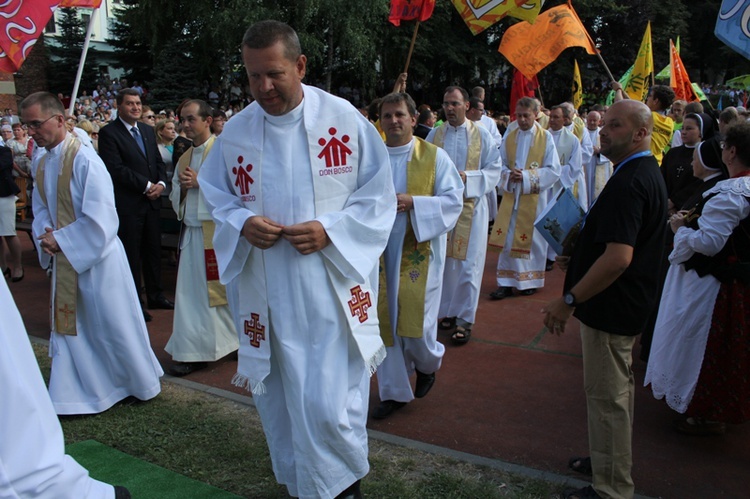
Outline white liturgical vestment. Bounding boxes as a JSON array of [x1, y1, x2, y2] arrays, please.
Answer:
[[426, 120, 502, 325], [198, 86, 396, 499], [31, 136, 162, 415], [377, 138, 463, 402]]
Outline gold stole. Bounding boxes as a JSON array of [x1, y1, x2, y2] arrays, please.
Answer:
[[572, 118, 585, 141], [489, 125, 547, 259], [37, 136, 81, 335], [433, 120, 481, 260], [175, 136, 227, 307], [378, 139, 436, 346]]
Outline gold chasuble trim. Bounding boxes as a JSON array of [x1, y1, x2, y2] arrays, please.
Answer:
[[489, 125, 547, 259], [175, 136, 227, 307], [37, 136, 82, 335], [433, 120, 481, 260], [378, 138, 437, 346]]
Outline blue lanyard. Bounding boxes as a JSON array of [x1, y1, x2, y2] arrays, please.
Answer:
[[582, 150, 653, 228]]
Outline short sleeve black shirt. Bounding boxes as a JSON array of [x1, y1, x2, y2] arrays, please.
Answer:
[[564, 154, 668, 335]]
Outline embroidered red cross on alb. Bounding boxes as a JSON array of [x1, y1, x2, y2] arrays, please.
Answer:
[[59, 303, 75, 328], [520, 233, 528, 241], [348, 285, 371, 324], [317, 127, 352, 167], [244, 313, 265, 348], [232, 155, 254, 195]]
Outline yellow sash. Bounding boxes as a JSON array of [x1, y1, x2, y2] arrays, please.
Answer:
[[651, 112, 674, 165], [175, 136, 227, 307], [378, 138, 436, 346], [489, 124, 546, 259], [432, 120, 481, 260], [37, 136, 81, 335]]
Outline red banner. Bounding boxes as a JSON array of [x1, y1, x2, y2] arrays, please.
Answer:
[[389, 0, 436, 26], [509, 68, 538, 120], [0, 1, 101, 73], [0, 1, 60, 73]]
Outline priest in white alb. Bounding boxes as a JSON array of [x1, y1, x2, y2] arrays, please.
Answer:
[[24, 92, 162, 416], [1, 278, 131, 499], [165, 99, 238, 377], [197, 22, 396, 499], [583, 110, 613, 207], [372, 93, 463, 420], [489, 97, 561, 299], [426, 86, 502, 345]]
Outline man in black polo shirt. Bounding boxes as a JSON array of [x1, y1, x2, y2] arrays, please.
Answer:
[[542, 100, 668, 499]]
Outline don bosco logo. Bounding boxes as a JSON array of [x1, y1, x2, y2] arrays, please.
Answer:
[[232, 155, 256, 202], [317, 127, 354, 176]]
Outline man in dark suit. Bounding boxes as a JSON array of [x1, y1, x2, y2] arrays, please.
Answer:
[[98, 88, 173, 321], [414, 109, 434, 140]]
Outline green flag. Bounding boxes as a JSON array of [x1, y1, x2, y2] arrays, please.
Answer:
[[606, 65, 634, 106]]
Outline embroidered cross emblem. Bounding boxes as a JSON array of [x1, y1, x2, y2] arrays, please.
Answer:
[[348, 285, 371, 324], [317, 127, 352, 167], [60, 304, 74, 328], [496, 228, 503, 235], [232, 155, 254, 195], [244, 313, 265, 348], [520, 233, 528, 241], [676, 165, 684, 176]]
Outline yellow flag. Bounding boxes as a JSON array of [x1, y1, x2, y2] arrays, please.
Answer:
[[625, 22, 654, 101], [572, 59, 583, 110], [452, 0, 545, 36]]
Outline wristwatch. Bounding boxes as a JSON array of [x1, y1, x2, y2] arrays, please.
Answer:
[[563, 292, 578, 307]]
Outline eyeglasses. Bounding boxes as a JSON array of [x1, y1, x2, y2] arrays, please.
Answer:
[[144, 114, 156, 120], [23, 114, 61, 130]]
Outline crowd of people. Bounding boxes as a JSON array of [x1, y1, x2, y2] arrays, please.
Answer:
[[2, 18, 749, 499]]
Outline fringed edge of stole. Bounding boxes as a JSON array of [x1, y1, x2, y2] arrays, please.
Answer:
[[367, 344, 387, 378], [231, 372, 266, 395]]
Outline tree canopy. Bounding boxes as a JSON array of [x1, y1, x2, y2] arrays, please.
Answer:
[[105, 0, 750, 111]]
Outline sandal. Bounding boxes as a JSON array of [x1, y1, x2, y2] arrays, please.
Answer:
[[438, 317, 456, 330], [451, 325, 471, 345], [568, 456, 592, 476], [563, 485, 601, 499]]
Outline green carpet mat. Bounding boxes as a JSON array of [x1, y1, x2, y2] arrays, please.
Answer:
[[65, 440, 241, 498]]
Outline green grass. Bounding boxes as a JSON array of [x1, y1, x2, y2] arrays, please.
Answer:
[[34, 344, 565, 498]]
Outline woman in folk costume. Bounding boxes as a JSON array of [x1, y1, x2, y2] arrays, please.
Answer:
[[646, 124, 750, 435], [640, 113, 720, 361]]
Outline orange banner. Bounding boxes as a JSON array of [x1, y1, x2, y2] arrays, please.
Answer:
[[498, 2, 597, 79], [0, 1, 59, 73], [670, 39, 700, 103], [451, 0, 543, 36]]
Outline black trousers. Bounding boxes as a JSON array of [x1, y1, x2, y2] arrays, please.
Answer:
[[118, 205, 163, 303]]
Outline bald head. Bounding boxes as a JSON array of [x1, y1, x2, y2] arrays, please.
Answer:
[[599, 100, 653, 163]]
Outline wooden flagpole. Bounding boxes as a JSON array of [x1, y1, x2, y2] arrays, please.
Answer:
[[403, 21, 421, 74]]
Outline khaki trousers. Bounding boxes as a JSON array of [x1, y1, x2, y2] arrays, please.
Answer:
[[580, 322, 636, 499]]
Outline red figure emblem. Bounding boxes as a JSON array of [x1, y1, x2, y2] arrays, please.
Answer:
[[232, 155, 254, 195], [348, 285, 371, 324], [520, 233, 528, 241], [244, 313, 265, 348], [317, 127, 352, 167]]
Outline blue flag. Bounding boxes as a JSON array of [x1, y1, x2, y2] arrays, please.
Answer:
[[715, 0, 750, 60]]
